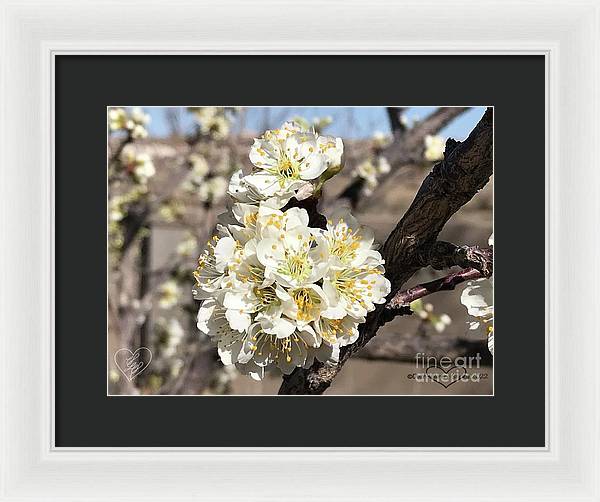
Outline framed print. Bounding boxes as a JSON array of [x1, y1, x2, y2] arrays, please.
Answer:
[[1, 1, 599, 501], [56, 55, 542, 448]]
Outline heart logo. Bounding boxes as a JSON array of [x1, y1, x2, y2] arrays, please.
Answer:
[[114, 347, 152, 381], [425, 365, 467, 388]]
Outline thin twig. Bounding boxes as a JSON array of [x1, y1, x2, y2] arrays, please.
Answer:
[[381, 268, 483, 322]]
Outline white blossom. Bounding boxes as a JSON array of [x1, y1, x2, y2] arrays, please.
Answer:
[[434, 314, 452, 333], [377, 155, 391, 174], [193, 234, 238, 298], [109, 201, 125, 222], [322, 266, 390, 319], [245, 122, 343, 203], [176, 232, 198, 257], [207, 176, 228, 201], [460, 233, 494, 355], [158, 279, 181, 309], [158, 200, 185, 223], [189, 107, 234, 139], [354, 159, 379, 194], [352, 155, 390, 195], [131, 107, 151, 126], [122, 151, 155, 184], [372, 131, 391, 149], [189, 153, 210, 179], [461, 277, 493, 330], [228, 168, 292, 209], [424, 134, 446, 162], [326, 209, 376, 261], [108, 108, 128, 131], [410, 299, 452, 333], [157, 317, 185, 357], [193, 124, 389, 380]]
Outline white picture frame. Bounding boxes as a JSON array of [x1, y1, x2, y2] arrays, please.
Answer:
[[1, 0, 598, 500]]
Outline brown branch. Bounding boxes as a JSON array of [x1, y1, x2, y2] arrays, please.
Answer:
[[279, 107, 493, 395], [372, 107, 471, 187], [386, 107, 470, 165], [410, 107, 471, 142], [108, 132, 133, 165], [340, 107, 470, 208], [382, 268, 483, 322], [379, 241, 493, 322], [425, 242, 493, 277]]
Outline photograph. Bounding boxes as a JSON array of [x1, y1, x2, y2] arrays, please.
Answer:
[[107, 106, 493, 396], [7, 0, 598, 495]]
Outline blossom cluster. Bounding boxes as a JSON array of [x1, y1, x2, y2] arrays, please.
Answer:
[[188, 107, 238, 140], [120, 146, 156, 184], [410, 299, 452, 333], [108, 107, 151, 139], [194, 122, 390, 380], [351, 131, 392, 196], [229, 121, 344, 206], [353, 155, 391, 196], [182, 152, 231, 203], [107, 107, 154, 261]]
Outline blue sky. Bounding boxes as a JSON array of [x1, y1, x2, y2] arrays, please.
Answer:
[[141, 106, 486, 141]]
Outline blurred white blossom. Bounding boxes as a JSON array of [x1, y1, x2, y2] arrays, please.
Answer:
[[108, 108, 128, 131], [108, 107, 151, 138], [156, 317, 185, 357], [109, 369, 120, 383], [410, 299, 452, 333], [158, 279, 181, 309], [121, 148, 155, 184], [189, 153, 210, 179], [158, 200, 184, 223], [176, 232, 198, 258], [424, 134, 446, 162], [189, 107, 236, 140], [372, 131, 391, 149], [352, 155, 391, 196]]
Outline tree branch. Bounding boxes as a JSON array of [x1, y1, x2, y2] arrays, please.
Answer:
[[279, 107, 493, 394], [382, 267, 484, 322], [108, 132, 133, 166], [380, 240, 493, 323], [410, 107, 471, 141], [424, 242, 493, 277], [340, 107, 470, 208], [386, 107, 407, 136]]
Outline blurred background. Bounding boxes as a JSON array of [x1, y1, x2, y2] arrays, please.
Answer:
[[108, 106, 492, 395]]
